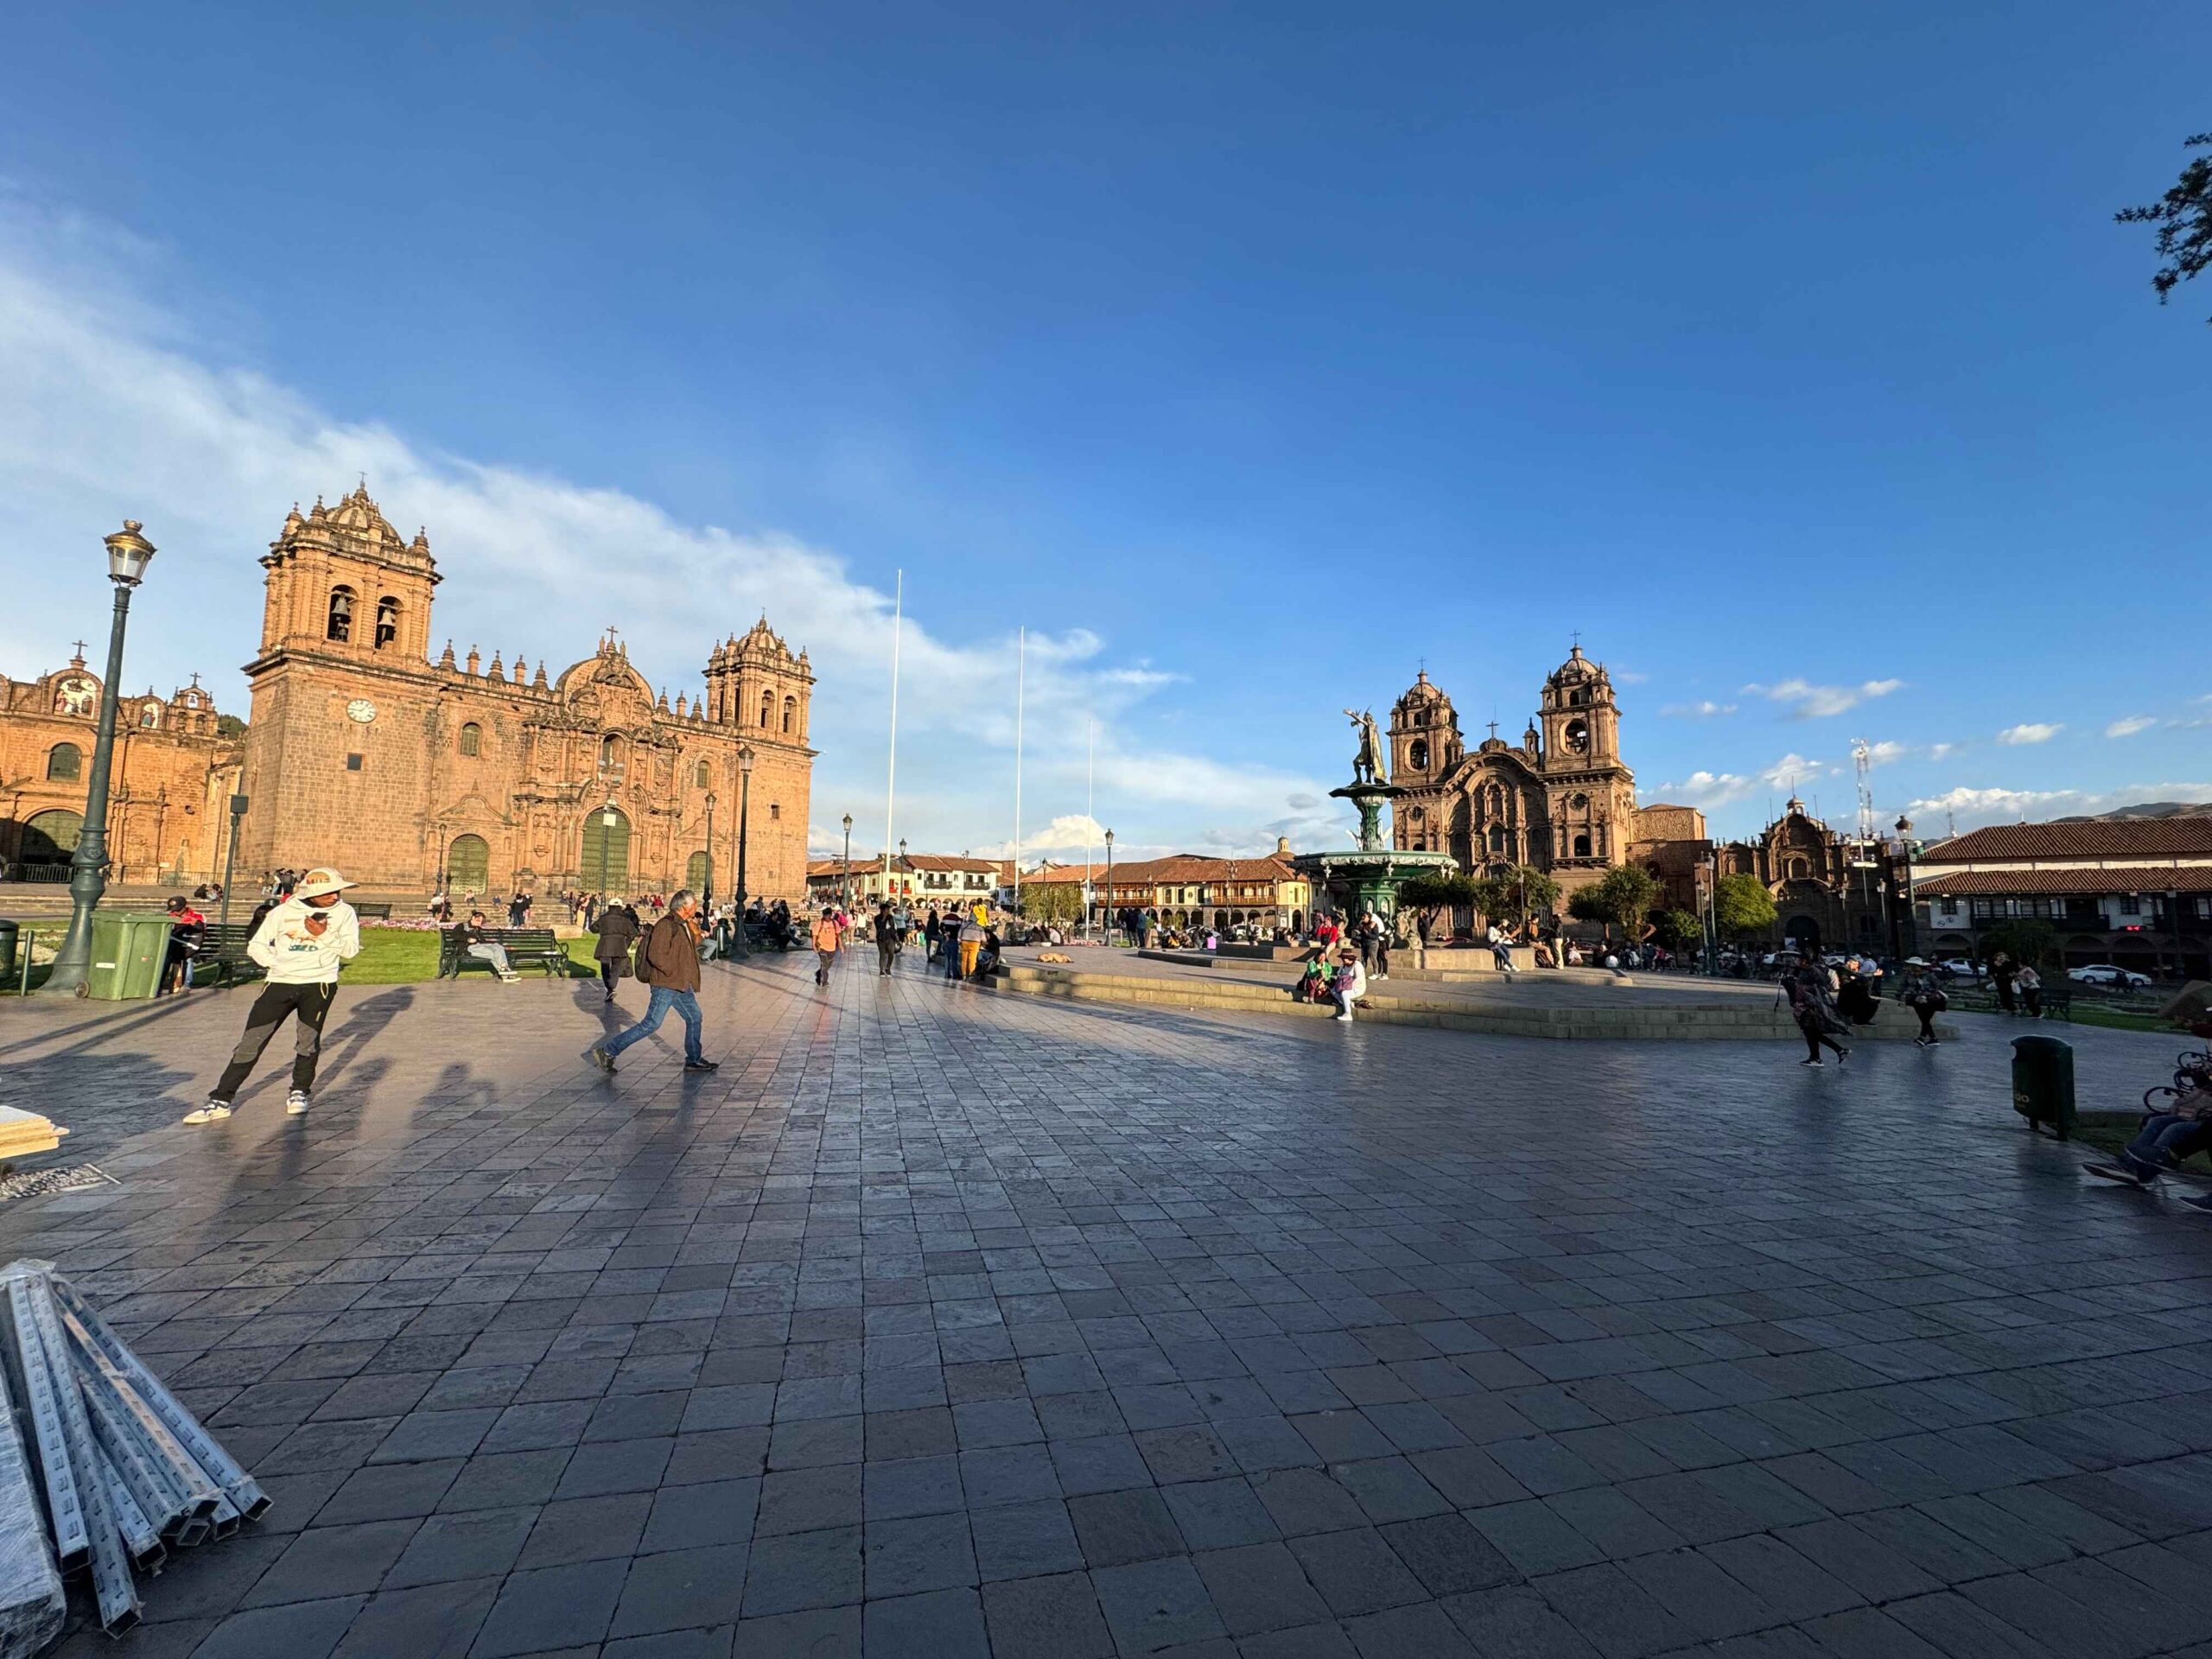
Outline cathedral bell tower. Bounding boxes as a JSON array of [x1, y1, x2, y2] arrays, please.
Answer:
[[1388, 671, 1461, 785], [256, 486, 439, 664], [1537, 644, 1619, 768]]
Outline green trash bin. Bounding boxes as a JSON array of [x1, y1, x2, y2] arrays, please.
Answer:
[[85, 912, 175, 1001], [2012, 1033, 2075, 1140]]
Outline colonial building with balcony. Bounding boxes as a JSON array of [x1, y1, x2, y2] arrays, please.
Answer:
[[1912, 816, 2212, 977]]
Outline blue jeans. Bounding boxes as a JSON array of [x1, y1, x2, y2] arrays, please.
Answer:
[[2126, 1114, 2209, 1174], [603, 986, 704, 1064]]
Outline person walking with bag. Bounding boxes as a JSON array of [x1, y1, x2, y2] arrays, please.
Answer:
[[874, 900, 901, 976], [186, 867, 361, 1124], [811, 906, 844, 986], [590, 896, 642, 1003], [588, 889, 715, 1074], [1784, 963, 1851, 1066]]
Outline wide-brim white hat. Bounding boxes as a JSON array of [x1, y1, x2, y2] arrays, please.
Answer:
[[294, 868, 359, 900]]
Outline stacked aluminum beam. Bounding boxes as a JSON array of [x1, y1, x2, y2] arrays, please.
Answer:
[[0, 1260, 269, 1643]]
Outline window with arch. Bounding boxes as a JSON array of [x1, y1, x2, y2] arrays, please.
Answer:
[[1573, 832, 1592, 857], [327, 586, 355, 642], [769, 804, 781, 821], [694, 760, 710, 788], [46, 741, 81, 782], [1489, 826, 1508, 855], [599, 734, 623, 773], [759, 691, 772, 728], [459, 721, 481, 757], [1408, 738, 1429, 771], [1788, 855, 1811, 880], [374, 596, 400, 649], [782, 696, 796, 734], [138, 703, 161, 729]]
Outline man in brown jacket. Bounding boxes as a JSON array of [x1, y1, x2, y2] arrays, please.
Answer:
[[588, 889, 716, 1074]]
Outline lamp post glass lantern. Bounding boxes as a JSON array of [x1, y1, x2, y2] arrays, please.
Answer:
[[734, 747, 753, 948], [44, 521, 156, 995], [702, 791, 716, 908]]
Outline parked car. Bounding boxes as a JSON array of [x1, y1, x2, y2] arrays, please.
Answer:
[[2069, 963, 2152, 990], [1938, 958, 1977, 976]]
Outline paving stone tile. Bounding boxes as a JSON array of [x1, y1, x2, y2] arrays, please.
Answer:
[[518, 1491, 654, 1567], [1193, 1541, 1332, 1635], [1378, 1513, 1517, 1595], [981, 1570, 1116, 1658], [331, 1575, 499, 1657], [472, 1558, 630, 1657], [188, 1596, 367, 1659], [1287, 1526, 1428, 1618], [385, 1504, 537, 1587], [741, 1523, 863, 1616], [1071, 1486, 1188, 1566], [609, 1543, 752, 1637], [239, 1517, 418, 1605], [1092, 1556, 1229, 1651]]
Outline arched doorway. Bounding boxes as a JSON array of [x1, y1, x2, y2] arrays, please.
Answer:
[[1783, 914, 1821, 952], [22, 809, 82, 862], [582, 805, 631, 894], [447, 833, 490, 896], [684, 851, 709, 894]]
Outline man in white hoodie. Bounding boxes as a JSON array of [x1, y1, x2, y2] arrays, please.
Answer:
[[185, 868, 362, 1125]]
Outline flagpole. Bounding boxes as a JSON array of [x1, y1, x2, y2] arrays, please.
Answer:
[[1012, 626, 1025, 913], [1084, 718, 1096, 938], [883, 569, 901, 903]]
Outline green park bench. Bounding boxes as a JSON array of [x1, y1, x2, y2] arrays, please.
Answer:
[[435, 926, 570, 979]]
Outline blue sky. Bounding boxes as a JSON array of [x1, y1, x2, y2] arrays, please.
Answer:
[[2, 2, 2206, 857]]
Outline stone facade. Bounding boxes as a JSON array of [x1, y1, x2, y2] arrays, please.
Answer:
[[1716, 798, 1887, 950], [233, 486, 814, 901], [0, 652, 242, 882], [1388, 646, 1700, 901]]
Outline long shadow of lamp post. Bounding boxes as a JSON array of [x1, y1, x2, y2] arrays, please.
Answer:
[[44, 521, 156, 995]]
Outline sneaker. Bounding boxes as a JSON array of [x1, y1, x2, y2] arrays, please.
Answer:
[[1334, 1012, 1353, 1022], [587, 1044, 616, 1073], [683, 1058, 720, 1072], [181, 1101, 232, 1125], [286, 1090, 309, 1116], [1835, 1049, 1850, 1065], [2183, 1193, 2212, 1214], [1801, 1058, 1823, 1066]]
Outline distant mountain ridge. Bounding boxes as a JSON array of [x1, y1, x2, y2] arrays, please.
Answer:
[[2056, 801, 2212, 823]]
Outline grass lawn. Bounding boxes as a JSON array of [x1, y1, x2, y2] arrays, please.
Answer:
[[342, 929, 601, 984]]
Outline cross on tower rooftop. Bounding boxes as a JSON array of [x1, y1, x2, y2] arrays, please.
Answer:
[[70, 640, 87, 662]]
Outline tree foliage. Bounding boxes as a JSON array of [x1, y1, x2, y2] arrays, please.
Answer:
[[1652, 908, 1705, 950], [1980, 918, 2059, 972], [1396, 873, 1479, 936], [1712, 873, 1778, 941], [1570, 865, 1662, 942], [1019, 881, 1084, 926], [2118, 131, 2212, 322], [1470, 865, 1560, 927]]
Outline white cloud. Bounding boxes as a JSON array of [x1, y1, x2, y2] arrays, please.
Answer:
[[2105, 715, 2156, 738], [1996, 722, 2063, 746], [1660, 700, 1737, 718], [1909, 780, 2212, 831], [1655, 770, 1757, 807], [1927, 742, 1957, 761], [1743, 677, 1904, 719], [1862, 741, 1908, 766], [0, 196, 1329, 858]]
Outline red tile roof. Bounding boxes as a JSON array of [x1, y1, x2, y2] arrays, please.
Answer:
[[1916, 868, 2212, 897], [1921, 819, 2212, 861]]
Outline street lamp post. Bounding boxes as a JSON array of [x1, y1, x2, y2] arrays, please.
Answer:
[[1104, 828, 1116, 946], [218, 793, 248, 932], [898, 838, 907, 908], [735, 747, 754, 939], [842, 813, 853, 913], [1890, 816, 1916, 964], [702, 791, 716, 907], [44, 521, 156, 995]]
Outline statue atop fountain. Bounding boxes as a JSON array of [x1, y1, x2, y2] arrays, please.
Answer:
[[1291, 699, 1458, 918]]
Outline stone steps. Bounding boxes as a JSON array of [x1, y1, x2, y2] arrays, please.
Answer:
[[983, 963, 1948, 1042]]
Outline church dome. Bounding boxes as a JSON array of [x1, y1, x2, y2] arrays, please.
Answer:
[[1549, 642, 1603, 685], [1394, 669, 1452, 715]]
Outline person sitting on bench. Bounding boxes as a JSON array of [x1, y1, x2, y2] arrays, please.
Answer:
[[2103, 1085, 2212, 1184], [450, 911, 521, 982]]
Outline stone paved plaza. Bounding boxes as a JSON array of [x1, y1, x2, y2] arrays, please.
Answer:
[[3, 954, 2211, 1657]]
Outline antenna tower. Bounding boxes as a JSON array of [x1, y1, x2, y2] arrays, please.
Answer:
[[1850, 738, 1876, 840]]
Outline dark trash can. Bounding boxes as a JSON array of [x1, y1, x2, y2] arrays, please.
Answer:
[[0, 918, 16, 980], [2012, 1033, 2076, 1140]]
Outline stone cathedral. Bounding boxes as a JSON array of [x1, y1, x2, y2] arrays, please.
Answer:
[[233, 486, 815, 900], [1387, 644, 1697, 901]]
